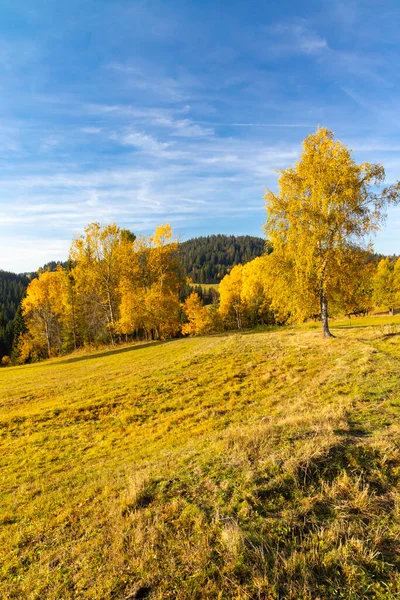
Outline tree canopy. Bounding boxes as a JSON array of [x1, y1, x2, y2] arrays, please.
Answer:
[[264, 127, 400, 337]]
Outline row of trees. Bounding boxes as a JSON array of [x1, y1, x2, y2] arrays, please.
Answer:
[[211, 253, 400, 334], [17, 224, 184, 361], [0, 235, 264, 362], [184, 128, 400, 338], [7, 127, 400, 362], [9, 242, 400, 363]]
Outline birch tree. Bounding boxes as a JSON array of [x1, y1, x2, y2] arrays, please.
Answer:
[[264, 127, 400, 337]]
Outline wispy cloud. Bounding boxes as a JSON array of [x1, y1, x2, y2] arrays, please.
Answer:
[[114, 129, 172, 153], [81, 127, 101, 134], [265, 19, 328, 55], [105, 63, 192, 102], [1, 1, 400, 271], [195, 122, 312, 128]]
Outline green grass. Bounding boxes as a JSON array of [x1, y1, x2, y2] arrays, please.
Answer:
[[1, 318, 400, 599], [189, 282, 219, 291]]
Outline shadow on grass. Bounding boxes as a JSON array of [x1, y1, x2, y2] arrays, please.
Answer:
[[16, 339, 175, 370], [381, 331, 400, 340], [331, 324, 372, 330]]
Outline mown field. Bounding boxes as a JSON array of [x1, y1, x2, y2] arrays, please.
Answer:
[[1, 317, 400, 599]]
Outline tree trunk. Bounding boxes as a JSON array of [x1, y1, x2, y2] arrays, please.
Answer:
[[45, 321, 51, 358], [320, 289, 334, 338], [71, 286, 77, 351]]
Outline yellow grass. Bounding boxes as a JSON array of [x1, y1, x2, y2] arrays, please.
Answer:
[[1, 317, 400, 598]]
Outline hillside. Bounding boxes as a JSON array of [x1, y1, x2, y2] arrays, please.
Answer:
[[1, 318, 400, 599], [0, 271, 30, 358], [179, 234, 267, 283]]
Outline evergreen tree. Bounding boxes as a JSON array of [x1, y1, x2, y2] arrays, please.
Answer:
[[179, 235, 269, 283]]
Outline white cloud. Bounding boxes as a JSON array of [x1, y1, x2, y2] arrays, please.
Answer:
[[2, 2, 400, 272], [0, 236, 70, 273], [114, 129, 172, 153], [81, 127, 101, 134], [85, 103, 213, 138], [266, 20, 328, 55]]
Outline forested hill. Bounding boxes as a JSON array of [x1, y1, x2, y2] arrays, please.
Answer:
[[0, 271, 30, 358], [179, 234, 268, 283]]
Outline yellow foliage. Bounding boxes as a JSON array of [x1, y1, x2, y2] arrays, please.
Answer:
[[18, 222, 183, 361], [69, 223, 136, 342], [219, 257, 274, 329], [264, 127, 400, 337], [219, 264, 245, 329], [241, 256, 273, 324], [117, 224, 183, 340], [151, 223, 173, 247], [22, 270, 64, 358], [182, 293, 211, 336], [372, 257, 400, 313]]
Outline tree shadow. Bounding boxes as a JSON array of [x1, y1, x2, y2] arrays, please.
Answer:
[[17, 339, 175, 370], [381, 331, 400, 340], [331, 324, 372, 330]]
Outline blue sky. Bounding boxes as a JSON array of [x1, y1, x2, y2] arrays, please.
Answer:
[[1, 0, 400, 272]]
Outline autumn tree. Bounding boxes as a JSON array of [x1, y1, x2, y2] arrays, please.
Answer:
[[181, 292, 211, 336], [241, 256, 274, 325], [372, 257, 400, 315], [264, 127, 400, 337], [219, 257, 274, 329], [219, 264, 245, 329], [69, 223, 136, 344], [118, 224, 184, 340], [21, 270, 64, 358]]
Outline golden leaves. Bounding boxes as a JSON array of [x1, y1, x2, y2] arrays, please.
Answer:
[[263, 127, 397, 329]]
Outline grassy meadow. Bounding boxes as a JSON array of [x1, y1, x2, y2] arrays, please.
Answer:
[[189, 282, 220, 291], [1, 316, 400, 599]]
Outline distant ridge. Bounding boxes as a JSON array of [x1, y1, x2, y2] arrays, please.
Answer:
[[0, 271, 30, 359], [179, 234, 268, 283]]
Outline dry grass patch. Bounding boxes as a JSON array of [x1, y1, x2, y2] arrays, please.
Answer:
[[1, 321, 400, 598]]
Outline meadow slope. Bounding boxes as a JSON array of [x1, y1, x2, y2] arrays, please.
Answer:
[[1, 319, 400, 599]]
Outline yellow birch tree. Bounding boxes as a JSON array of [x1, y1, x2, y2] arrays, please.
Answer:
[[372, 258, 397, 315], [21, 270, 64, 358], [69, 223, 136, 344], [264, 127, 400, 337], [181, 292, 211, 335]]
